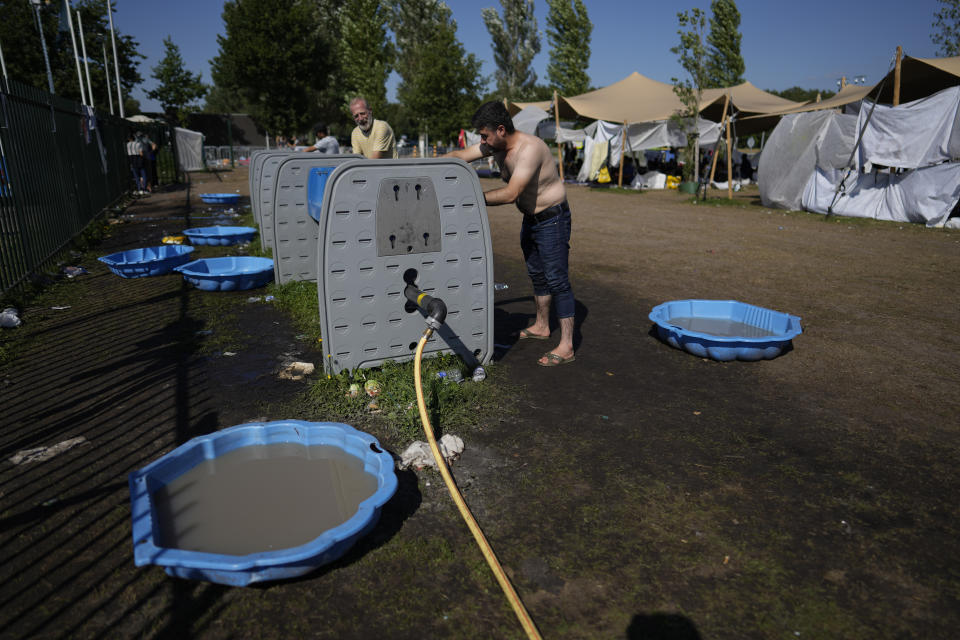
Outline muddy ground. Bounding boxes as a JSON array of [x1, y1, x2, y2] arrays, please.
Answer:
[[1, 167, 958, 639]]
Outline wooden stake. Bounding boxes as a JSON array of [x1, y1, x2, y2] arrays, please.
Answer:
[[726, 111, 733, 200], [709, 93, 730, 186], [554, 90, 563, 181], [618, 121, 627, 187], [894, 45, 903, 106]]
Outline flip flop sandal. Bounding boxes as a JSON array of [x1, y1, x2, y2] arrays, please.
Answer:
[[519, 328, 550, 340], [538, 352, 575, 367]]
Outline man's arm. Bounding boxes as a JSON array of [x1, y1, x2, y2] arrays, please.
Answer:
[[444, 143, 488, 163], [483, 144, 536, 206]]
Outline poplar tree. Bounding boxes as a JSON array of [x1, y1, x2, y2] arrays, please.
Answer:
[[481, 0, 541, 97], [671, 8, 708, 183], [210, 0, 336, 136], [147, 37, 207, 125], [705, 0, 745, 89], [545, 0, 592, 96], [390, 0, 482, 140], [932, 0, 960, 56], [338, 0, 392, 116]]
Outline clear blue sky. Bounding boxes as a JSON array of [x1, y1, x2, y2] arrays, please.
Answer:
[[114, 0, 943, 112]]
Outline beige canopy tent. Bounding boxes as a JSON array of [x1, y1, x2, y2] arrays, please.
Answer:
[[506, 100, 552, 117]]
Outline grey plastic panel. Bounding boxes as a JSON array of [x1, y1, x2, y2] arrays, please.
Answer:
[[316, 158, 494, 374], [271, 154, 362, 284], [255, 152, 297, 248], [375, 178, 442, 256], [249, 150, 294, 225]]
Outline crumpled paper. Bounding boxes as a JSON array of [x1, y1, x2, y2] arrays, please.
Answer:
[[277, 361, 315, 381], [9, 436, 89, 465], [400, 434, 464, 470], [1, 308, 22, 328]]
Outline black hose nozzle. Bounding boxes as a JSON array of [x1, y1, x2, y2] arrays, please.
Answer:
[[404, 283, 447, 329]]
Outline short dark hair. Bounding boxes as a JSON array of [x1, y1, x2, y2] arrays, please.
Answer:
[[314, 122, 328, 136], [472, 101, 514, 134]]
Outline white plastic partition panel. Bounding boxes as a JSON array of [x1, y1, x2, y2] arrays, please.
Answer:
[[315, 158, 494, 374], [249, 150, 293, 225], [254, 151, 297, 247], [271, 154, 362, 284]]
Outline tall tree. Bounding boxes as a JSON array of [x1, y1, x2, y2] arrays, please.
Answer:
[[390, 0, 483, 141], [210, 0, 336, 137], [671, 8, 708, 183], [338, 0, 392, 116], [0, 0, 143, 111], [146, 37, 207, 125], [705, 0, 745, 88], [481, 0, 540, 98], [932, 0, 960, 56], [545, 0, 591, 96]]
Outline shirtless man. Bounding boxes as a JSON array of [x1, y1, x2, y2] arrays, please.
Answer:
[[447, 101, 575, 366]]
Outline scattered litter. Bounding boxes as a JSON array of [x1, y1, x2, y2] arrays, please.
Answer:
[[246, 296, 262, 303], [436, 369, 463, 383], [194, 329, 213, 336], [493, 282, 509, 291], [1, 308, 22, 328], [51, 305, 71, 311], [693, 411, 702, 416], [367, 398, 380, 412], [471, 366, 486, 382], [9, 436, 89, 465], [601, 415, 609, 420], [345, 383, 361, 398], [723, 555, 730, 565], [62, 266, 88, 278], [264, 295, 274, 302], [162, 235, 185, 245], [295, 333, 309, 340], [42, 498, 60, 507], [364, 379, 381, 397], [223, 351, 237, 357], [606, 371, 614, 376], [278, 361, 315, 380], [400, 434, 465, 470]]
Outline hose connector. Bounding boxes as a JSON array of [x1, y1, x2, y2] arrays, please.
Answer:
[[404, 283, 447, 330]]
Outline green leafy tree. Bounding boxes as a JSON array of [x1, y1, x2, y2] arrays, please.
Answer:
[[390, 0, 483, 141], [210, 0, 336, 137], [0, 0, 143, 110], [671, 8, 708, 183], [706, 0, 745, 88], [338, 0, 392, 116], [545, 0, 591, 96], [481, 0, 540, 98], [146, 37, 207, 125], [932, 0, 960, 56], [768, 86, 836, 103]]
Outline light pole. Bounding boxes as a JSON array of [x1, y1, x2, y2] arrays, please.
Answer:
[[29, 0, 55, 94]]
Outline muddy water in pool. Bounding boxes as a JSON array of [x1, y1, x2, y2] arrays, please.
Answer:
[[153, 444, 378, 555], [667, 317, 777, 338]]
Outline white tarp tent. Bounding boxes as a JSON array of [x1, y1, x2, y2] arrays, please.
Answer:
[[760, 85, 960, 227], [512, 105, 550, 136], [174, 127, 204, 172]]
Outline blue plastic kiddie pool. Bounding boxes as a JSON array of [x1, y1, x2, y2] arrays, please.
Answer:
[[174, 256, 274, 291], [199, 193, 241, 204], [129, 420, 398, 586], [182, 226, 257, 246], [649, 299, 802, 361], [98, 245, 195, 278]]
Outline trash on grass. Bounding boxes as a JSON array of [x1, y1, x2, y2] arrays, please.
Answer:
[[9, 436, 89, 465], [162, 235, 185, 245], [51, 306, 71, 311], [345, 383, 361, 398], [400, 434, 465, 470], [364, 379, 381, 397], [1, 308, 22, 328], [62, 266, 88, 278], [278, 361, 315, 381]]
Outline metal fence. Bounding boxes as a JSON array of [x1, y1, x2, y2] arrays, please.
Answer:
[[0, 77, 177, 296]]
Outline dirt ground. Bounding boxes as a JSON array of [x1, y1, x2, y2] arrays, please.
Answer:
[[1, 167, 958, 639]]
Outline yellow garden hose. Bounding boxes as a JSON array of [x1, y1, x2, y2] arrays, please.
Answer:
[[413, 328, 542, 640]]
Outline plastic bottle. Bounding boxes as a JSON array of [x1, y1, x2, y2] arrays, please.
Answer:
[[493, 282, 509, 291], [436, 369, 464, 383], [472, 366, 486, 382]]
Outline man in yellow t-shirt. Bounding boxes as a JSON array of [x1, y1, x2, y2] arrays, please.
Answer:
[[349, 97, 397, 159]]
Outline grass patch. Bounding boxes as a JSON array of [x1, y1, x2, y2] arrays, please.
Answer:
[[267, 280, 323, 341]]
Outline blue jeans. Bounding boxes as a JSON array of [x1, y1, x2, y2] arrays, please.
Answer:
[[520, 203, 574, 319]]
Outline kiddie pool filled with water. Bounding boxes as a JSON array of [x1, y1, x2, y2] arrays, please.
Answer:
[[649, 299, 802, 361], [128, 420, 397, 586]]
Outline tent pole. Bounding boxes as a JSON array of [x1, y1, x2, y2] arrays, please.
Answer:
[[709, 93, 730, 185], [726, 112, 733, 199], [554, 90, 563, 181], [893, 45, 902, 106], [618, 120, 626, 187], [77, 11, 95, 109], [65, 1, 88, 106]]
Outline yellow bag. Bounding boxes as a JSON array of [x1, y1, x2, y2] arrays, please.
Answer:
[[597, 166, 611, 183], [665, 175, 681, 189]]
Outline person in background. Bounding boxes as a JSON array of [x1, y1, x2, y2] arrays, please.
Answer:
[[349, 97, 397, 159], [302, 122, 340, 154], [126, 133, 147, 195], [445, 101, 576, 367]]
